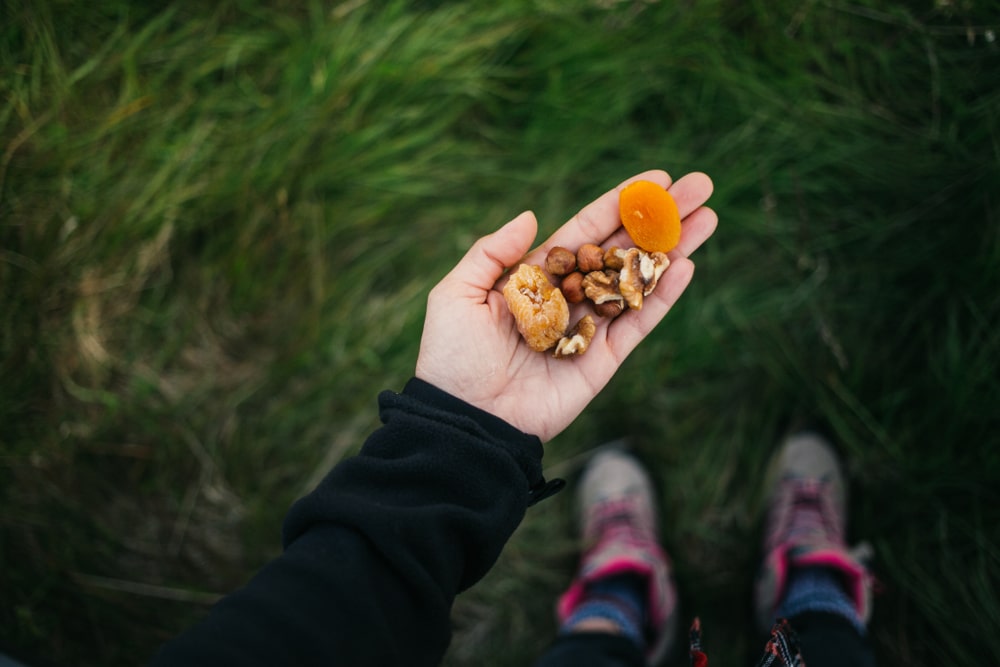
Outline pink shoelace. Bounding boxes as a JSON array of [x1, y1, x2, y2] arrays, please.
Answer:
[[767, 478, 845, 552], [584, 495, 657, 549]]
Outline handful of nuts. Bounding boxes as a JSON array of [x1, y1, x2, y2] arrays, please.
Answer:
[[502, 243, 670, 358]]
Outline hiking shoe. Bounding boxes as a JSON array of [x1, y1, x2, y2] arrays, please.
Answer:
[[557, 443, 678, 665], [754, 432, 874, 634]]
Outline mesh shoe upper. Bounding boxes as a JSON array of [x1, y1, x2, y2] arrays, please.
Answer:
[[558, 446, 678, 666], [754, 433, 873, 634]]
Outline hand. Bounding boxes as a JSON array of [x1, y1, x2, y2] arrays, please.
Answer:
[[415, 170, 717, 442]]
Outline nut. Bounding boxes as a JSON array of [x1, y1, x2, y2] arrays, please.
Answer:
[[502, 264, 570, 351], [594, 300, 625, 318], [642, 251, 670, 294], [618, 249, 670, 310], [582, 270, 623, 306], [553, 316, 596, 358], [576, 243, 605, 272], [500, 245, 667, 355], [545, 246, 577, 276], [560, 271, 586, 303], [603, 246, 629, 270]]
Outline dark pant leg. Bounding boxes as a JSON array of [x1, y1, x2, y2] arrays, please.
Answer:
[[533, 632, 645, 667], [789, 611, 876, 667]]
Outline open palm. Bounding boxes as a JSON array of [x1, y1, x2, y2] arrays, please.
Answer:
[[415, 170, 717, 442]]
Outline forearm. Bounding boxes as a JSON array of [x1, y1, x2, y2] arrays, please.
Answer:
[[151, 379, 549, 666]]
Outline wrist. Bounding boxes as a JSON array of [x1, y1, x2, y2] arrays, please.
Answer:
[[401, 378, 565, 504], [402, 377, 531, 444]]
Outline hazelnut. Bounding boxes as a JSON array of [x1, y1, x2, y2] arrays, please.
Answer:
[[560, 271, 586, 303], [545, 246, 577, 276], [594, 300, 625, 318], [576, 243, 605, 272]]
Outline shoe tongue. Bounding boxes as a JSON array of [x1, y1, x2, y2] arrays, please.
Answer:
[[787, 480, 830, 542], [586, 496, 649, 540]]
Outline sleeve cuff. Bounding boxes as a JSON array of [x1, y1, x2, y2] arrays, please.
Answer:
[[397, 377, 563, 506]]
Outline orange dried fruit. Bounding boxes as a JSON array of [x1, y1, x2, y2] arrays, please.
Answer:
[[618, 180, 681, 253]]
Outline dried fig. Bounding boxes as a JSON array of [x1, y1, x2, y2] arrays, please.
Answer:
[[502, 264, 570, 352]]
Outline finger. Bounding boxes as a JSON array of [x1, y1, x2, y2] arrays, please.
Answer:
[[599, 204, 716, 257], [441, 211, 538, 298], [671, 206, 718, 259], [525, 171, 715, 266], [670, 172, 714, 219], [577, 181, 717, 272], [604, 257, 696, 363], [534, 170, 673, 255]]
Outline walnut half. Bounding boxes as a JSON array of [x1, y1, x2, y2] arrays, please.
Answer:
[[603, 246, 629, 270], [554, 316, 596, 358], [582, 270, 624, 307], [618, 249, 670, 310]]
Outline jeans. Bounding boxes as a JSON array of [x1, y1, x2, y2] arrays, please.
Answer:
[[533, 612, 875, 667]]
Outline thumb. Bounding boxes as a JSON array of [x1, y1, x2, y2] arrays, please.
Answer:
[[446, 211, 538, 293]]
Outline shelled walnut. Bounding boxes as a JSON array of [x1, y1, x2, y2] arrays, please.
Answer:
[[603, 247, 628, 270], [553, 316, 596, 358], [618, 248, 670, 310], [582, 270, 624, 308]]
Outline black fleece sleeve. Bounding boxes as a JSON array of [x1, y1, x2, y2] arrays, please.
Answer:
[[150, 378, 558, 667]]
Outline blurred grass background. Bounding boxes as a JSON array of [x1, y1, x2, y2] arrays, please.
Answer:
[[1, 0, 998, 664]]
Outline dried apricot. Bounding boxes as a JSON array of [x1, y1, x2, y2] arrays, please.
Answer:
[[618, 180, 681, 253]]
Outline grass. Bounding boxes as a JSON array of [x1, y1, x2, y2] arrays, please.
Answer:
[[2, 0, 998, 665]]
